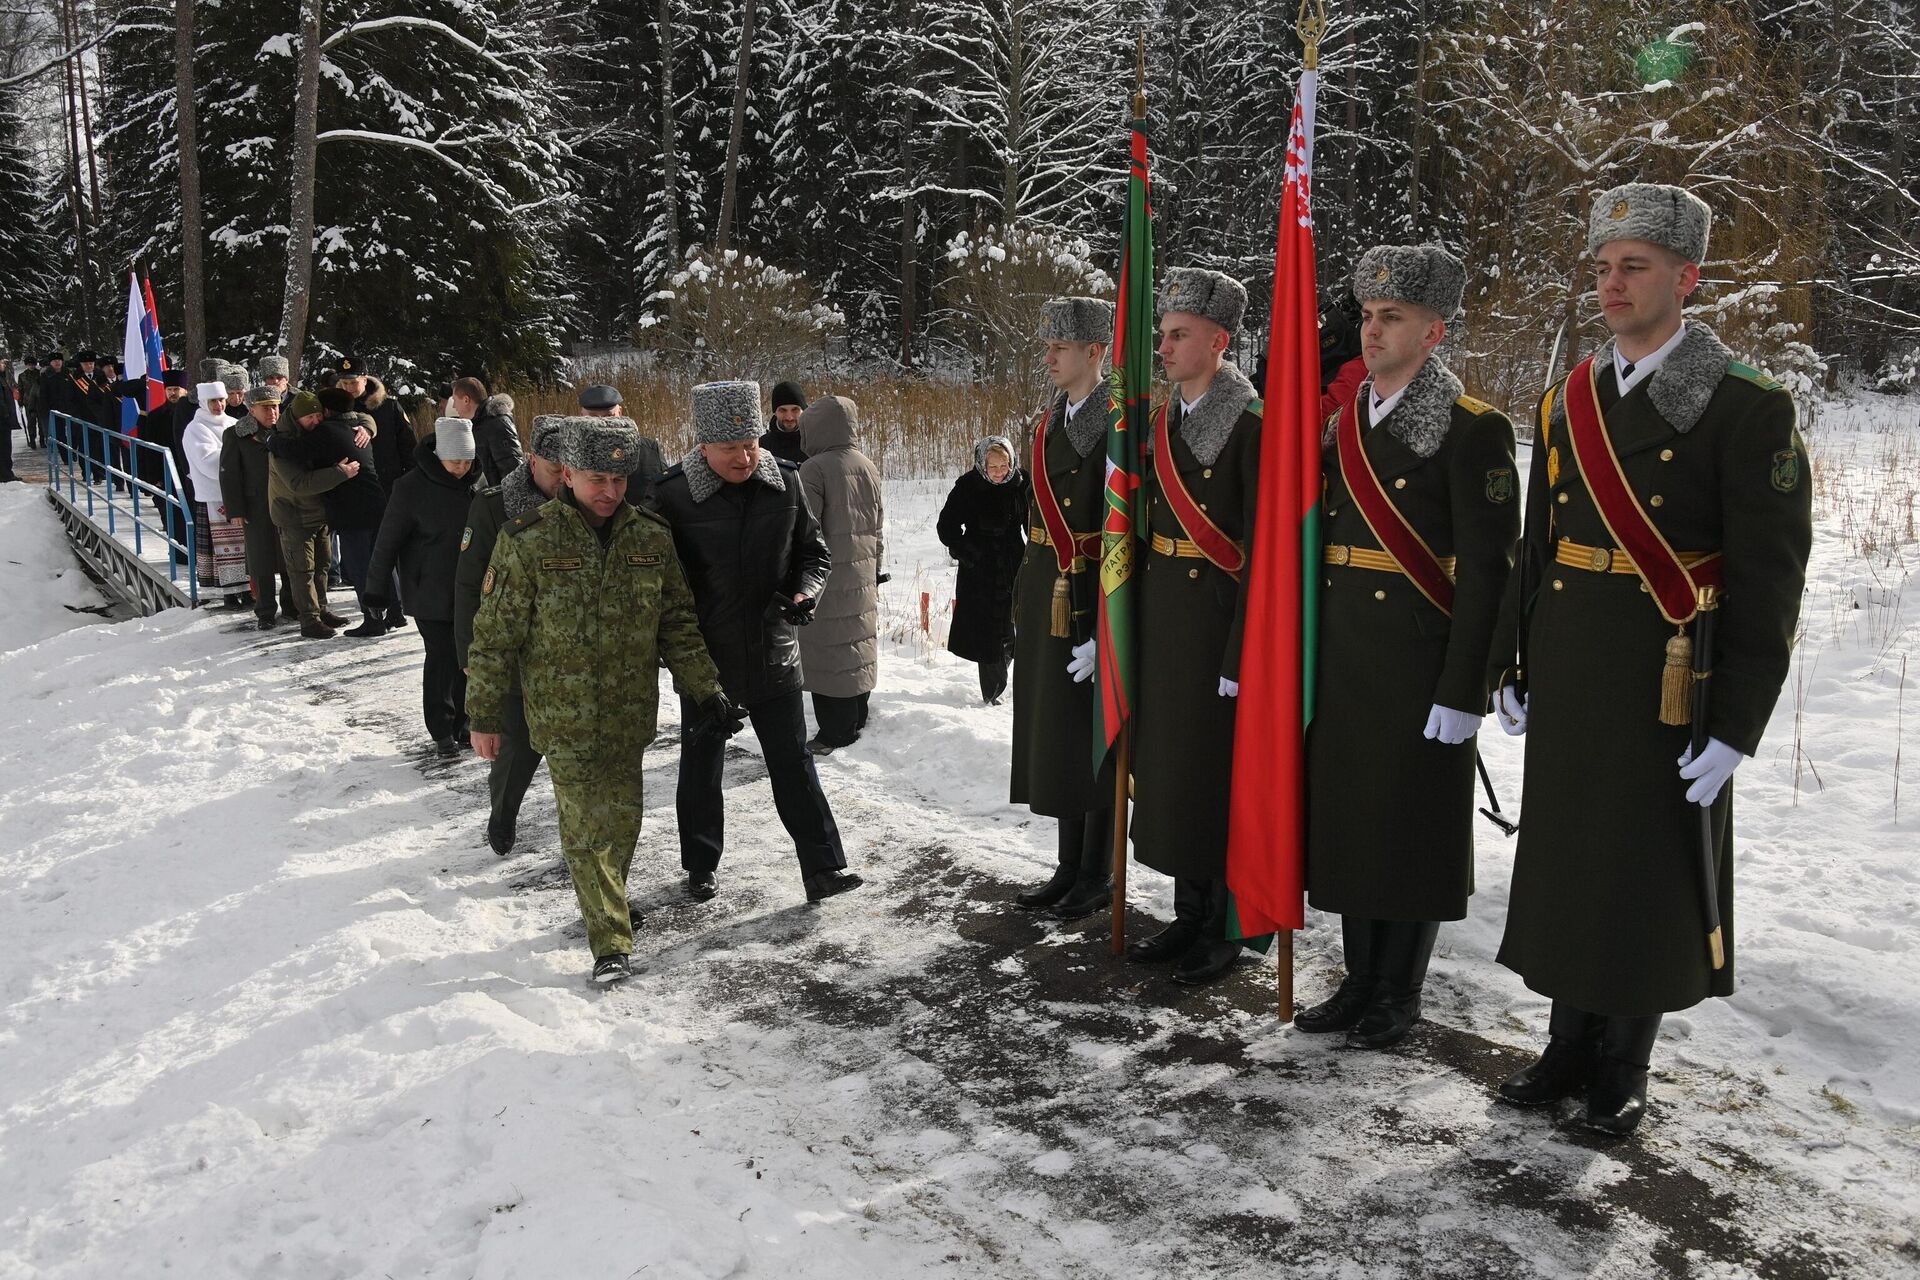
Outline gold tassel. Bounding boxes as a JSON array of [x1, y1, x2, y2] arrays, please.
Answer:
[[1050, 572, 1071, 638], [1659, 626, 1693, 725]]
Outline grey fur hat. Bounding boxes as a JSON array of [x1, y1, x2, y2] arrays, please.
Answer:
[[1351, 244, 1466, 320], [529, 414, 568, 460], [1038, 296, 1115, 345], [691, 380, 762, 444], [435, 416, 477, 461], [197, 358, 224, 383], [561, 416, 644, 475], [1157, 267, 1247, 334], [1588, 182, 1711, 263], [257, 355, 291, 380], [244, 384, 283, 406], [221, 361, 251, 394]]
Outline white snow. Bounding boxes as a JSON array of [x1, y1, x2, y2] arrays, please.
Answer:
[[2, 398, 1917, 1278]]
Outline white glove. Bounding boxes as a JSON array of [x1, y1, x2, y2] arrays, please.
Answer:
[[1067, 638, 1097, 683], [1219, 677, 1239, 698], [1678, 737, 1745, 807], [1422, 703, 1478, 745], [1494, 685, 1528, 736]]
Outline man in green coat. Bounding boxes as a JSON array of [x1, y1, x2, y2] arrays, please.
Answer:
[[1121, 267, 1262, 985], [1491, 183, 1813, 1134], [219, 385, 303, 629], [455, 415, 568, 855], [466, 417, 744, 985], [1010, 295, 1118, 920], [1293, 244, 1519, 1049]]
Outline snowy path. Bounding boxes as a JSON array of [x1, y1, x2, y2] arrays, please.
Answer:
[[2, 420, 1918, 1279]]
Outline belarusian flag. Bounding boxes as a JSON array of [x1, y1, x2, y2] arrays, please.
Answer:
[[1225, 65, 1322, 938], [1093, 101, 1154, 769]]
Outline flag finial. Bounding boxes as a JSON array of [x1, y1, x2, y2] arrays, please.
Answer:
[[1298, 0, 1327, 69]]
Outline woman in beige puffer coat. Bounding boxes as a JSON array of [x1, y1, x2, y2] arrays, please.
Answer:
[[797, 395, 884, 751]]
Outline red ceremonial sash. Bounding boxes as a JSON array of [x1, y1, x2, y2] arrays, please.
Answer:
[[1335, 392, 1456, 616], [1029, 408, 1078, 574], [1152, 402, 1245, 578], [1562, 356, 1718, 625]]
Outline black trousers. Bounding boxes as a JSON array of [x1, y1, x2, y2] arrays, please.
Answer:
[[489, 683, 544, 825], [336, 528, 404, 620], [678, 688, 847, 878], [978, 658, 1009, 703], [416, 619, 467, 740], [810, 691, 870, 747]]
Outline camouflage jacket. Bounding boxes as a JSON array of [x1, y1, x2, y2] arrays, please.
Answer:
[[465, 493, 722, 761]]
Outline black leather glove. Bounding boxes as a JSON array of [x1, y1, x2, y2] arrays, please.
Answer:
[[767, 593, 818, 626], [687, 691, 747, 744], [876, 569, 891, 584]]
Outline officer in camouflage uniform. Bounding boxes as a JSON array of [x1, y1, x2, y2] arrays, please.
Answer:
[[1011, 295, 1118, 920], [466, 417, 744, 984], [455, 415, 569, 856], [1490, 184, 1813, 1134]]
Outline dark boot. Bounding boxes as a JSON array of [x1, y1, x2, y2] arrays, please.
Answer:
[[1498, 1002, 1603, 1106], [1016, 816, 1082, 911], [1346, 920, 1440, 1049], [1127, 876, 1212, 963], [1048, 808, 1114, 920], [1171, 879, 1240, 985], [1584, 1014, 1662, 1136], [1294, 916, 1379, 1033]]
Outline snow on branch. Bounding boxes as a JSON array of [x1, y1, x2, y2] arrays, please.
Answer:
[[321, 16, 522, 81]]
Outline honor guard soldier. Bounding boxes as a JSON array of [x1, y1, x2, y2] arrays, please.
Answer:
[[1294, 245, 1519, 1048], [1120, 267, 1261, 984], [1011, 296, 1120, 920], [465, 418, 743, 985], [1491, 184, 1813, 1133]]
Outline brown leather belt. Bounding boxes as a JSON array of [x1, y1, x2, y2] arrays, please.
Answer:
[[1556, 539, 1719, 575], [1324, 544, 1456, 577]]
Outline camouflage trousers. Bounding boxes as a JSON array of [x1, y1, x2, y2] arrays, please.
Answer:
[[549, 756, 646, 960]]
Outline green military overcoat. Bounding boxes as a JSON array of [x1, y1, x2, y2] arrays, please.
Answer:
[[1306, 357, 1519, 922], [1495, 321, 1812, 1015]]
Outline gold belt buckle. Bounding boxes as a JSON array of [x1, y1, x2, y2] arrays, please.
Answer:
[[1588, 546, 1612, 572], [1328, 544, 1351, 566]]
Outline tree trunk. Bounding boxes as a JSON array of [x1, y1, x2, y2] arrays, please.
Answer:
[[715, 0, 757, 252], [58, 0, 94, 341], [175, 0, 206, 374], [70, 0, 102, 225], [657, 0, 681, 321], [895, 0, 916, 367], [278, 0, 322, 370]]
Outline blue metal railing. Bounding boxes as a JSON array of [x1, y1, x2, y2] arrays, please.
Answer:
[[46, 410, 198, 602]]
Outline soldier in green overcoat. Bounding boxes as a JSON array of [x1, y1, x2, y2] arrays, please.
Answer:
[[1009, 296, 1119, 920], [466, 418, 743, 985], [1296, 245, 1519, 1049], [1121, 267, 1262, 985], [1491, 184, 1813, 1134]]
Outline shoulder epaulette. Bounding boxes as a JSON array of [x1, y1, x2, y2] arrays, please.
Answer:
[[478, 483, 502, 497], [1245, 396, 1266, 420], [505, 509, 546, 536], [660, 462, 686, 480], [776, 458, 801, 471], [1727, 361, 1784, 392], [1455, 393, 1499, 416], [628, 504, 671, 528]]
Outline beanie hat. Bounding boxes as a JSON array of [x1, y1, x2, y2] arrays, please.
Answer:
[[435, 416, 477, 461], [770, 380, 807, 411], [287, 390, 323, 420], [196, 382, 227, 406], [691, 381, 762, 443]]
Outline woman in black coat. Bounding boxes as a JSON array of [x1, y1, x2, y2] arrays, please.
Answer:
[[364, 419, 483, 752], [937, 435, 1028, 704]]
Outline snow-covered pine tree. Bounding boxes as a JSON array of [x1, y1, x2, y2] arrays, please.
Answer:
[[0, 85, 66, 352]]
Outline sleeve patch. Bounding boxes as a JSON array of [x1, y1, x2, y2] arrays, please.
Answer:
[[460, 527, 472, 551], [1770, 449, 1800, 493], [482, 566, 497, 594], [1486, 468, 1516, 504]]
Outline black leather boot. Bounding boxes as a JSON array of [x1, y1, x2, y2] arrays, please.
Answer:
[[1128, 876, 1210, 963], [1498, 1002, 1603, 1106], [1584, 1014, 1662, 1136], [1293, 916, 1378, 1033], [1172, 879, 1240, 985], [1016, 816, 1082, 911], [1048, 808, 1114, 920], [1346, 920, 1440, 1049]]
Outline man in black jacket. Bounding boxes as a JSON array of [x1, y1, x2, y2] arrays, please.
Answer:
[[447, 375, 525, 486], [757, 380, 808, 465], [652, 379, 861, 905], [329, 355, 409, 624]]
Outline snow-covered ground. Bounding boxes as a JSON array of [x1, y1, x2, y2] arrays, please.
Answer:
[[1, 397, 1916, 1279]]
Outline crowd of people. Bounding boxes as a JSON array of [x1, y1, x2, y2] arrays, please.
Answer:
[[4, 180, 1815, 1143]]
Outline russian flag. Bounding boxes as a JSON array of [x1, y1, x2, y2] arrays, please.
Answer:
[[120, 271, 168, 435]]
